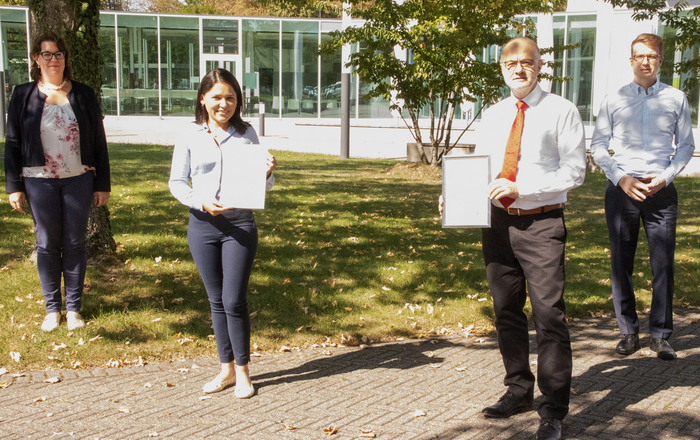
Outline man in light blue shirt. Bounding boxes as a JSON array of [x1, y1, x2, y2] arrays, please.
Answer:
[[591, 33, 695, 361]]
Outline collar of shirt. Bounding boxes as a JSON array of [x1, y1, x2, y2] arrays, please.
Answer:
[[513, 83, 543, 108], [630, 80, 659, 96], [201, 122, 234, 143]]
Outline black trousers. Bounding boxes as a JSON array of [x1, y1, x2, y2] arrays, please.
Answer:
[[482, 207, 572, 421], [605, 181, 677, 339]]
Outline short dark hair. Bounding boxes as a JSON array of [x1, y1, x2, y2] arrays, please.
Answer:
[[30, 32, 73, 82], [631, 33, 664, 58], [195, 68, 250, 135]]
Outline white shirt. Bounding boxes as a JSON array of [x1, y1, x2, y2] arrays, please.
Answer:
[[476, 84, 587, 209], [590, 81, 695, 185], [169, 123, 274, 212]]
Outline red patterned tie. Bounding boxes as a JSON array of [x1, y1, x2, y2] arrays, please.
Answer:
[[499, 100, 528, 209]]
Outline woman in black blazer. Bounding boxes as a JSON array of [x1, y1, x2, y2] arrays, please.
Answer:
[[4, 32, 111, 332]]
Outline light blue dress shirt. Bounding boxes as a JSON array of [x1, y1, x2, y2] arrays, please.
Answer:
[[169, 123, 274, 213], [591, 81, 696, 186]]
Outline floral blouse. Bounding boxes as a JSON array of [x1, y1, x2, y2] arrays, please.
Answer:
[[22, 101, 91, 179]]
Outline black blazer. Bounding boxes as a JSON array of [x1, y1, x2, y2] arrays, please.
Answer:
[[4, 81, 111, 193]]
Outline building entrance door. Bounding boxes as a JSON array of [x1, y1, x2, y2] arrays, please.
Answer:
[[200, 54, 242, 84]]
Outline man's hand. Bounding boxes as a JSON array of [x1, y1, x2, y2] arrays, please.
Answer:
[[618, 175, 649, 201], [644, 175, 666, 196], [438, 195, 444, 217], [488, 178, 519, 201]]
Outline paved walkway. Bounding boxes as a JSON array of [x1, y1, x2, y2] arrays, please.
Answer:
[[2, 309, 699, 439]]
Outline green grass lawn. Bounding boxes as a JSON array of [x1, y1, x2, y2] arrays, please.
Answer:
[[1, 143, 699, 370]]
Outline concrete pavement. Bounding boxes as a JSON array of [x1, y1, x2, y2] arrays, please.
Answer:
[[2, 309, 699, 439]]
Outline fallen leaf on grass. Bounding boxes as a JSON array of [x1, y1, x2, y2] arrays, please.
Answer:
[[14, 296, 23, 302], [52, 343, 67, 351], [46, 413, 53, 417], [279, 346, 292, 353], [10, 351, 21, 363], [164, 382, 175, 387], [118, 407, 130, 413], [284, 424, 297, 430], [170, 298, 184, 305], [359, 429, 376, 438], [0, 368, 7, 375], [323, 424, 339, 435], [71, 361, 82, 369], [78, 338, 85, 346], [0, 381, 9, 388], [89, 335, 102, 343], [152, 318, 162, 323], [43, 377, 61, 384], [413, 409, 426, 417], [455, 366, 467, 372], [34, 396, 47, 403]]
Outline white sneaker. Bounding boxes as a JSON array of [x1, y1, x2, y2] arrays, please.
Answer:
[[41, 312, 61, 332], [66, 311, 85, 331]]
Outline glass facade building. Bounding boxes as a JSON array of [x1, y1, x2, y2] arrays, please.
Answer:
[[0, 5, 697, 126]]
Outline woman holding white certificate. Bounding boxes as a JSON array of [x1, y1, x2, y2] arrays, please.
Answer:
[[169, 68, 276, 398]]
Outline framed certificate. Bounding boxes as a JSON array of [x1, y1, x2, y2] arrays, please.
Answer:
[[442, 155, 491, 228], [219, 146, 268, 209]]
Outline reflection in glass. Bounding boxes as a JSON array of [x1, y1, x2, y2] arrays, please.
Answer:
[[281, 21, 318, 118], [550, 15, 596, 124], [1, 8, 30, 111], [117, 14, 159, 116], [160, 16, 199, 116], [242, 20, 279, 117]]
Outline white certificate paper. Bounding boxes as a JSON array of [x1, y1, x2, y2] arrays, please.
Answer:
[[220, 146, 267, 209], [442, 155, 491, 228]]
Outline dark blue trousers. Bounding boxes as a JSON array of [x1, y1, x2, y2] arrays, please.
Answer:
[[188, 209, 257, 366], [605, 180, 677, 339], [482, 207, 572, 421], [24, 172, 94, 313]]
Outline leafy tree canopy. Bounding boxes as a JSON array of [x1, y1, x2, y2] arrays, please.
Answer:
[[321, 0, 565, 164]]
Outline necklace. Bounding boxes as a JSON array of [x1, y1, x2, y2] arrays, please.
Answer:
[[39, 80, 67, 91]]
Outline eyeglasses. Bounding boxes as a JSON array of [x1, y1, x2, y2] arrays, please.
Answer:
[[501, 59, 536, 71], [631, 54, 660, 62], [39, 51, 66, 61]]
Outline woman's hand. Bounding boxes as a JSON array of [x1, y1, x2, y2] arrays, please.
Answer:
[[9, 192, 26, 213], [203, 202, 228, 216], [266, 153, 277, 179], [93, 191, 110, 207]]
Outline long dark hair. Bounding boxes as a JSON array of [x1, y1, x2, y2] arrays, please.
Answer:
[[30, 32, 73, 82], [195, 68, 249, 135]]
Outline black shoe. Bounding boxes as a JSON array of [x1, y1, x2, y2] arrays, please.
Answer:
[[536, 418, 562, 440], [482, 391, 533, 418], [650, 338, 676, 360], [615, 334, 640, 355]]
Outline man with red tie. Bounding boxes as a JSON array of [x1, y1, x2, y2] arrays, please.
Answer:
[[478, 37, 586, 440]]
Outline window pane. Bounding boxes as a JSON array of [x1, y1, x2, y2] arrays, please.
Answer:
[[100, 13, 117, 115], [320, 32, 341, 117], [203, 18, 238, 55], [117, 15, 158, 115], [242, 20, 279, 117], [565, 15, 596, 123], [160, 16, 199, 117], [281, 21, 319, 118], [1, 8, 29, 109]]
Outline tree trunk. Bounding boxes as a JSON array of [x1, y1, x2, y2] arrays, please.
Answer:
[[29, 0, 115, 259]]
